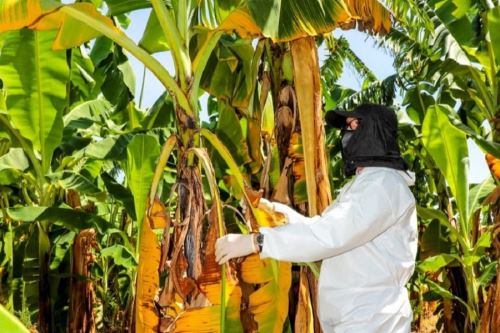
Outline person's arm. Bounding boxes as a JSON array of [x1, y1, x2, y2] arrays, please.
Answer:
[[260, 198, 320, 225], [215, 200, 319, 264], [259, 180, 400, 262]]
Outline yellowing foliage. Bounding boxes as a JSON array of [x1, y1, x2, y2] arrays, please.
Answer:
[[240, 255, 291, 333], [0, 1, 121, 50], [219, 0, 391, 43], [0, 0, 55, 31], [486, 153, 500, 178], [340, 0, 392, 34], [135, 198, 163, 333], [219, 8, 262, 40]]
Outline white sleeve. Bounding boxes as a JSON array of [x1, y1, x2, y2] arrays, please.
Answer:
[[272, 202, 320, 224], [259, 180, 397, 262]]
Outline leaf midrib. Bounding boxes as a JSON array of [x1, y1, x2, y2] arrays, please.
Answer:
[[34, 31, 46, 173]]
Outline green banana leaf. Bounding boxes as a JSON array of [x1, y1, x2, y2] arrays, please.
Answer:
[[468, 178, 495, 217], [0, 302, 29, 332], [0, 29, 68, 173], [104, 0, 151, 16], [101, 172, 137, 221], [0, 148, 28, 185], [487, 6, 500, 68], [85, 134, 133, 160], [126, 134, 160, 253], [47, 171, 103, 197], [200, 35, 256, 110], [7, 206, 110, 233], [101, 244, 137, 270], [139, 11, 170, 53], [422, 104, 469, 234]]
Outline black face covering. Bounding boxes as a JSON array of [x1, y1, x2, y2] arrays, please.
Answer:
[[327, 104, 408, 177], [340, 128, 355, 151]]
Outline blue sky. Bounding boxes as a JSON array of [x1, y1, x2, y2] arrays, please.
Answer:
[[124, 9, 490, 184]]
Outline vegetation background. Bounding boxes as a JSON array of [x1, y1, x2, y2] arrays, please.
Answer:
[[0, 1, 499, 333]]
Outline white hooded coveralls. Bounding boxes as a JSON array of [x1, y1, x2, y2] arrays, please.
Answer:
[[259, 167, 418, 333]]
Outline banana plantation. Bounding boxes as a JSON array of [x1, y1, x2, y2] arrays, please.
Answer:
[[0, 0, 499, 332]]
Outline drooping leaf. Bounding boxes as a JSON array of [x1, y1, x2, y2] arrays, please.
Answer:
[[441, 106, 500, 158], [0, 0, 59, 31], [85, 134, 132, 160], [49, 230, 75, 270], [0, 147, 28, 184], [200, 36, 256, 110], [68, 46, 95, 101], [468, 178, 495, 217], [101, 172, 136, 221], [101, 244, 137, 270], [418, 254, 457, 273], [0, 29, 68, 173], [220, 0, 391, 42], [35, 3, 118, 50], [140, 92, 175, 129], [7, 206, 109, 233], [63, 98, 112, 131], [47, 170, 103, 196]]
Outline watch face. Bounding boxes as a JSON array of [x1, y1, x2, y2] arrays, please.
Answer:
[[257, 233, 264, 245]]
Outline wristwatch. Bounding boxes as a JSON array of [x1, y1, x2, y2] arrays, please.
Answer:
[[255, 233, 264, 253]]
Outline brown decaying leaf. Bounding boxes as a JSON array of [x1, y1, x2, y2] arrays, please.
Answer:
[[294, 268, 313, 332], [69, 229, 97, 333], [157, 184, 243, 332]]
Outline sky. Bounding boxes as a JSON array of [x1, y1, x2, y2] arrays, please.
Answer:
[[123, 9, 490, 184]]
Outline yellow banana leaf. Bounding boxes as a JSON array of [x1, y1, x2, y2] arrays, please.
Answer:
[[219, 0, 391, 43], [136, 197, 163, 333], [0, 0, 58, 31], [290, 37, 332, 215], [240, 254, 291, 333], [238, 190, 292, 333], [0, 1, 119, 49], [342, 0, 391, 33]]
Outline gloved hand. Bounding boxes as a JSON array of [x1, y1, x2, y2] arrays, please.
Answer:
[[259, 198, 306, 224], [258, 197, 276, 211], [215, 234, 257, 264]]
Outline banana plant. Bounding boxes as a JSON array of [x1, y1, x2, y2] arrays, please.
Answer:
[[0, 1, 399, 332]]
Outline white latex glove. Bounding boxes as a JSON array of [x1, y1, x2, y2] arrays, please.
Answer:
[[259, 198, 309, 224], [258, 197, 276, 211], [215, 234, 257, 264]]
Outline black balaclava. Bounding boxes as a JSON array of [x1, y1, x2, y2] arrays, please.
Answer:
[[325, 104, 407, 177]]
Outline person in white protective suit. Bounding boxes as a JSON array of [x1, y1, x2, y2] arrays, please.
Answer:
[[215, 104, 418, 333]]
